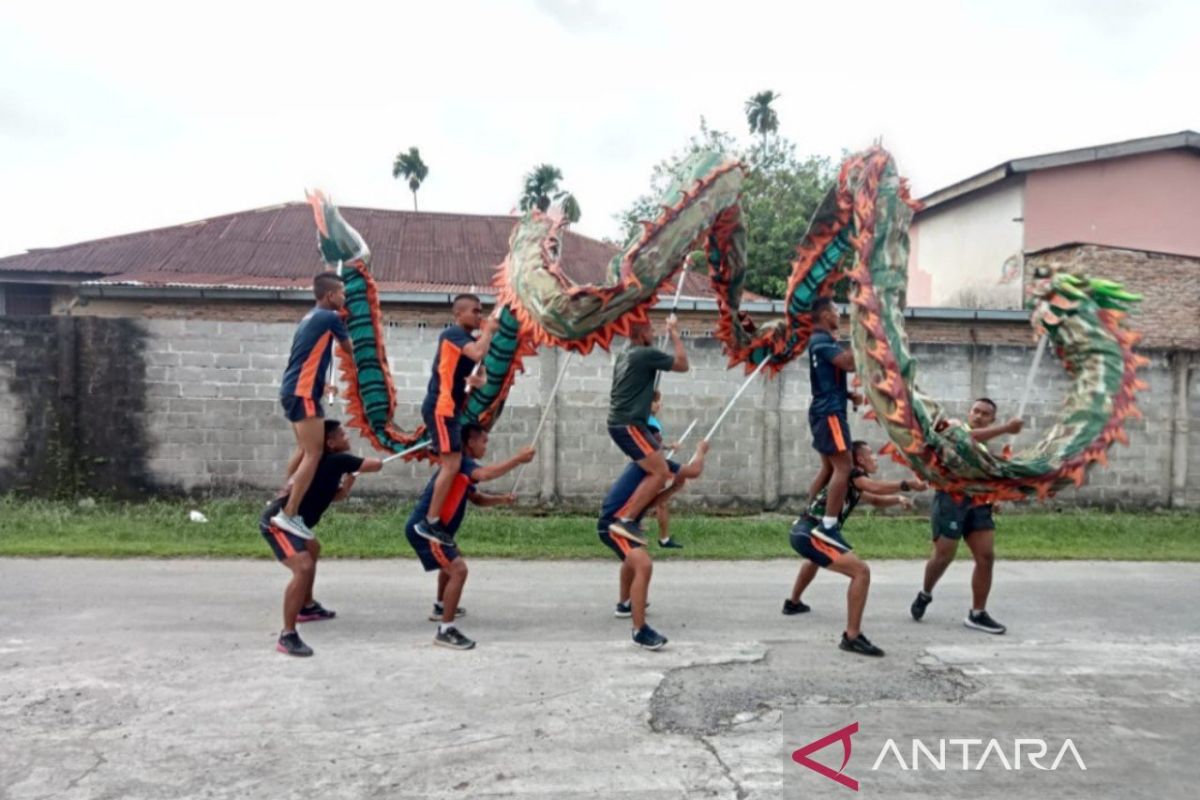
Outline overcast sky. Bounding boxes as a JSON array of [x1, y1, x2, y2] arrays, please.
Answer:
[[1, 0, 1196, 258]]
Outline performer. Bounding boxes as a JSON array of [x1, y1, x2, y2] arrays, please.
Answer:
[[785, 440, 926, 657], [606, 316, 689, 544], [910, 398, 1023, 634], [804, 298, 865, 542], [599, 441, 709, 649], [646, 391, 685, 548], [414, 294, 500, 546], [404, 423, 535, 650], [261, 420, 382, 657], [272, 272, 351, 539]]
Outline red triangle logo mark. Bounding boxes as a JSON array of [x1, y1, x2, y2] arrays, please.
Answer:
[[791, 721, 860, 791]]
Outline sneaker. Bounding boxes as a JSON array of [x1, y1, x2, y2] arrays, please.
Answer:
[[433, 626, 476, 650], [965, 610, 1006, 635], [613, 600, 649, 618], [839, 631, 885, 657], [911, 591, 932, 621], [609, 519, 647, 545], [427, 603, 467, 622], [414, 517, 455, 546], [782, 599, 811, 615], [658, 537, 684, 549], [297, 602, 336, 623], [270, 512, 314, 540], [276, 631, 313, 657], [632, 624, 668, 650]]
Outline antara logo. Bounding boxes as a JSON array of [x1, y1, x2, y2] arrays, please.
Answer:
[[871, 737, 1087, 772], [792, 723, 1088, 791], [792, 722, 860, 791]]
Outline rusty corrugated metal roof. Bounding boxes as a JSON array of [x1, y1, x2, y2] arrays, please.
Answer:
[[0, 203, 758, 300]]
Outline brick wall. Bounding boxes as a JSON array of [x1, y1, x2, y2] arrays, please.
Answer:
[[2, 316, 1196, 509], [1025, 245, 1200, 350]]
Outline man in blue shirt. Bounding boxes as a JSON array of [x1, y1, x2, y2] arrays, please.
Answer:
[[273, 272, 351, 540], [405, 423, 534, 650], [414, 294, 499, 547], [805, 297, 864, 542], [598, 440, 708, 650]]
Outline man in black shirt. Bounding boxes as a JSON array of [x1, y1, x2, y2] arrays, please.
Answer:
[[260, 420, 382, 656], [605, 316, 689, 544], [785, 440, 926, 657]]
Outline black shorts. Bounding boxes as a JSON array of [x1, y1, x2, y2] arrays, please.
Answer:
[[260, 521, 311, 562], [422, 405, 462, 456], [790, 516, 853, 568], [281, 395, 324, 423], [597, 528, 645, 562], [931, 493, 995, 540], [608, 424, 661, 461], [809, 410, 850, 455], [405, 524, 461, 571]]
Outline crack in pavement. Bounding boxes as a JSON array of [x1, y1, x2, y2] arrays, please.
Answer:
[[698, 735, 749, 800]]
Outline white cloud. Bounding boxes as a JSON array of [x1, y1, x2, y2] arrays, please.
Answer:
[[0, 0, 1196, 256]]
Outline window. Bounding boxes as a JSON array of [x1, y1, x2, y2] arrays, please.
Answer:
[[0, 283, 53, 316]]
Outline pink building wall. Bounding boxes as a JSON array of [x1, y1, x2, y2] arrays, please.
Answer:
[[1024, 150, 1200, 257]]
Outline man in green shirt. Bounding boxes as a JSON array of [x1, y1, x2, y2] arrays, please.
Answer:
[[605, 315, 689, 544]]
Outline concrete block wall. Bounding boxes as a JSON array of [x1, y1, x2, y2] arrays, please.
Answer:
[[2, 315, 1196, 509]]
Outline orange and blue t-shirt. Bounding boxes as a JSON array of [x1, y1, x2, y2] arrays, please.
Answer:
[[279, 307, 349, 400], [422, 325, 478, 417], [408, 457, 481, 536]]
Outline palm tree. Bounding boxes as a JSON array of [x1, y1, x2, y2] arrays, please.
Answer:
[[745, 90, 781, 143], [392, 146, 429, 211], [520, 164, 563, 213], [560, 192, 581, 223]]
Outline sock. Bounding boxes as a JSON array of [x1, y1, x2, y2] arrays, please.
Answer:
[[433, 600, 444, 609], [281, 629, 296, 636], [920, 591, 932, 600], [424, 516, 437, 526], [971, 608, 983, 615], [438, 622, 454, 634], [822, 516, 837, 529]]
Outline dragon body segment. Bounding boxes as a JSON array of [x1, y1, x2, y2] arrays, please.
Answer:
[[306, 146, 1146, 500]]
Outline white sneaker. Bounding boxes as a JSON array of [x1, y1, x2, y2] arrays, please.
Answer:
[[270, 512, 314, 540]]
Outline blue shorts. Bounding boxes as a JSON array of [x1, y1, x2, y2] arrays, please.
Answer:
[[422, 405, 462, 456], [809, 410, 850, 455], [789, 516, 853, 568], [597, 528, 644, 562], [405, 524, 461, 571], [281, 395, 324, 423], [608, 424, 661, 461], [260, 521, 311, 562]]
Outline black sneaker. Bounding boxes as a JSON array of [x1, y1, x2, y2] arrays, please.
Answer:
[[911, 591, 932, 621], [297, 601, 336, 623], [658, 537, 684, 549], [839, 631, 885, 657], [433, 626, 476, 650], [614, 600, 649, 618], [632, 624, 668, 650], [965, 610, 1006, 635], [609, 519, 647, 545], [782, 599, 811, 615], [415, 518, 455, 546], [276, 631, 313, 657], [428, 603, 467, 622]]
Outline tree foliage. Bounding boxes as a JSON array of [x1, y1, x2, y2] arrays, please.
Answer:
[[520, 163, 582, 222], [615, 119, 835, 299], [392, 146, 429, 211]]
